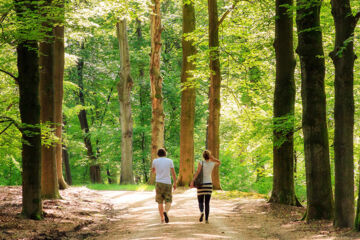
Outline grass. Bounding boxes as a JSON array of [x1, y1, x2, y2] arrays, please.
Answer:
[[213, 190, 267, 200], [86, 184, 155, 192]]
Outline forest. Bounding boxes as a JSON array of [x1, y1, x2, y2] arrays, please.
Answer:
[[1, 0, 360, 238]]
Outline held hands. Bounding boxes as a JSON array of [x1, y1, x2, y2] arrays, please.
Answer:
[[190, 181, 194, 188]]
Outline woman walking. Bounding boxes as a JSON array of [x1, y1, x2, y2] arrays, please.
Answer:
[[190, 150, 221, 223]]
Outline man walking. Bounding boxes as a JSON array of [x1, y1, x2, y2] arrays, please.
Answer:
[[152, 148, 177, 223]]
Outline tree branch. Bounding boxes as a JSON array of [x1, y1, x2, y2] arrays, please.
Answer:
[[0, 69, 19, 84], [0, 116, 21, 132], [355, 12, 360, 25], [217, 0, 240, 29], [0, 122, 13, 135]]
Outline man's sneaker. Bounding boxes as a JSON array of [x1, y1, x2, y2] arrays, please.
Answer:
[[199, 213, 204, 222], [205, 220, 209, 224], [163, 212, 169, 223]]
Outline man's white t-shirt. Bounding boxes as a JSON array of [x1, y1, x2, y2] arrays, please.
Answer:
[[152, 157, 174, 184]]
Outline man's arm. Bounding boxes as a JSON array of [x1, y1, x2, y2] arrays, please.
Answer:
[[171, 168, 177, 190]]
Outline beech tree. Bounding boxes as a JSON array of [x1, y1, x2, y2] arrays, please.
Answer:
[[178, 0, 196, 187], [269, 0, 297, 205], [207, 0, 221, 189], [40, 0, 59, 199], [330, 0, 360, 228], [53, 0, 68, 189], [14, 0, 43, 219], [296, 0, 333, 221], [116, 19, 134, 184], [149, 0, 164, 183]]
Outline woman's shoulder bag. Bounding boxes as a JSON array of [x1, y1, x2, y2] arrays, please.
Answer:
[[193, 161, 203, 188]]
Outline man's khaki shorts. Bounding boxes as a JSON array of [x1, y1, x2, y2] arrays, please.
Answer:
[[155, 182, 172, 204]]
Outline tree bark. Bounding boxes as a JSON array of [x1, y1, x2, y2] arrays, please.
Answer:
[[136, 19, 149, 183], [76, 44, 102, 184], [296, 0, 333, 221], [149, 0, 165, 184], [15, 0, 42, 219], [330, 0, 358, 228], [116, 20, 134, 184], [178, 0, 196, 187], [269, 0, 297, 205], [207, 0, 221, 190], [62, 144, 72, 185], [39, 1, 60, 199], [53, 0, 67, 190]]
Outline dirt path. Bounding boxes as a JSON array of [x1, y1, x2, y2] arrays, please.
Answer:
[[93, 189, 360, 240], [96, 188, 244, 239], [2, 187, 360, 240]]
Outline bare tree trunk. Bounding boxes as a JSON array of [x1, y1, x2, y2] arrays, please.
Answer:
[[40, 2, 60, 199], [330, 0, 359, 229], [207, 0, 221, 190], [149, 0, 165, 184], [53, 0, 67, 190], [269, 0, 297, 205], [136, 19, 149, 183], [62, 144, 72, 185], [15, 0, 42, 219], [178, 0, 196, 187], [296, 0, 333, 221], [116, 20, 134, 184]]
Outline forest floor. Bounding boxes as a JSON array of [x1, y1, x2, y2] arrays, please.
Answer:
[[1, 186, 360, 240]]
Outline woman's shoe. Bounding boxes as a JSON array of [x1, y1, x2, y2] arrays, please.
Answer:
[[199, 213, 204, 222]]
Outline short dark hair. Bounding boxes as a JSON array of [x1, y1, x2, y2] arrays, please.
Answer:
[[203, 150, 211, 160], [157, 148, 167, 157]]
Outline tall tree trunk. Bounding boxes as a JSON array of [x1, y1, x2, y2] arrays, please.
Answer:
[[116, 20, 134, 185], [330, 0, 359, 228], [149, 0, 164, 184], [296, 0, 333, 221], [136, 19, 149, 183], [178, 0, 196, 187], [269, 0, 297, 205], [207, 0, 221, 190], [53, 0, 67, 190], [76, 45, 101, 183], [15, 0, 42, 219], [62, 144, 72, 185], [39, 1, 60, 199]]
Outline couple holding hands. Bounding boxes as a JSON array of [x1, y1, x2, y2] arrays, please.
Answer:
[[152, 148, 221, 224]]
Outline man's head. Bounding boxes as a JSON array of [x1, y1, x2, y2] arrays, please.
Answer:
[[157, 148, 167, 157]]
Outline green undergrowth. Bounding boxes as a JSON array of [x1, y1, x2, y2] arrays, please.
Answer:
[[212, 190, 267, 200], [86, 184, 155, 191]]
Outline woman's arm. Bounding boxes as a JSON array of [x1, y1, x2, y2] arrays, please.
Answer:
[[190, 162, 202, 187], [210, 155, 221, 165]]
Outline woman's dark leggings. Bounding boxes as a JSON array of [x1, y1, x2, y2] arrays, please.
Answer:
[[197, 194, 211, 220]]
